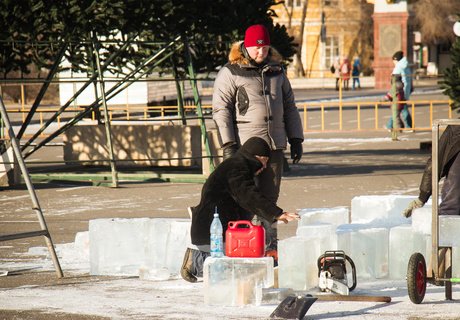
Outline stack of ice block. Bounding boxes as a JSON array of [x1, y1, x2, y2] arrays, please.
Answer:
[[336, 223, 389, 279], [90, 218, 152, 276], [411, 206, 432, 235], [296, 223, 337, 251], [439, 215, 460, 247], [279, 208, 345, 289], [278, 237, 322, 290], [351, 195, 416, 227], [411, 205, 460, 278], [203, 257, 274, 306], [278, 207, 349, 290], [277, 196, 456, 286], [143, 218, 191, 279], [389, 224, 430, 279], [338, 195, 425, 280], [298, 207, 349, 226], [89, 218, 191, 277], [85, 194, 460, 291], [296, 206, 348, 248]]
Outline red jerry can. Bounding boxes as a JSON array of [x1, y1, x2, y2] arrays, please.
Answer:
[[225, 220, 265, 257]]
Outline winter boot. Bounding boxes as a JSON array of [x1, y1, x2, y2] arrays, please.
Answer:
[[180, 248, 197, 283], [265, 249, 278, 267]]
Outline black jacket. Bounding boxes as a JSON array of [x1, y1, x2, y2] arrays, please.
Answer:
[[418, 125, 460, 203], [190, 149, 283, 246]]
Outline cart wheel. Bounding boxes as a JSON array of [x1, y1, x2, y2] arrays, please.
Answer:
[[407, 252, 427, 304]]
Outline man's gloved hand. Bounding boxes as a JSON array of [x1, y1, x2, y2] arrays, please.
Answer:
[[222, 143, 238, 160], [289, 138, 303, 164], [402, 199, 424, 218], [276, 212, 300, 224]]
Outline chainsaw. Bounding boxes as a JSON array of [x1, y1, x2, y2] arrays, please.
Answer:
[[317, 250, 357, 295]]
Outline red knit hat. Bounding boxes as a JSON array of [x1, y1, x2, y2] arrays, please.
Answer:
[[244, 24, 270, 47]]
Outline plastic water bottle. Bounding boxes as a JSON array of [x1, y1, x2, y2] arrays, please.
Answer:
[[210, 207, 224, 258]]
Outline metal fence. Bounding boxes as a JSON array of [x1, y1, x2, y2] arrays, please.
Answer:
[[1, 99, 453, 139]]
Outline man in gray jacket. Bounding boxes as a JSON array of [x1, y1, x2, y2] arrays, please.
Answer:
[[212, 24, 304, 253]]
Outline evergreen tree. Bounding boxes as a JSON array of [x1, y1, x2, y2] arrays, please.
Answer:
[[0, 0, 296, 78]]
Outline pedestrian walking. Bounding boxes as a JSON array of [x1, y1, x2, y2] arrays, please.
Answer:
[[340, 57, 351, 90], [382, 75, 405, 132], [331, 56, 341, 91], [352, 56, 361, 90], [387, 51, 413, 130]]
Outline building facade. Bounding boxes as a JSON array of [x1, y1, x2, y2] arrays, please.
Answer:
[[272, 0, 374, 78]]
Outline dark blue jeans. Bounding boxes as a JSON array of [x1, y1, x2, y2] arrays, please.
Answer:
[[352, 77, 360, 89], [190, 248, 210, 277], [386, 105, 412, 129]]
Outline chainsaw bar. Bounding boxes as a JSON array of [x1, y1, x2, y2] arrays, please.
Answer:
[[319, 273, 349, 295]]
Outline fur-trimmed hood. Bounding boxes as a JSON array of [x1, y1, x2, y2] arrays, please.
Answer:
[[228, 41, 283, 66]]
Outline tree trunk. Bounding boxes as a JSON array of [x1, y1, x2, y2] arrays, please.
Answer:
[[294, 0, 308, 77], [281, 1, 294, 29]]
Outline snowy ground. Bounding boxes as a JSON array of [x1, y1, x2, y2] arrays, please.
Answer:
[[1, 122, 459, 319], [2, 276, 460, 320], [0, 240, 459, 320]]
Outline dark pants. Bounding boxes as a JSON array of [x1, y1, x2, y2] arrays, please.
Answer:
[[255, 149, 284, 251], [352, 77, 360, 89], [440, 153, 460, 215], [190, 248, 210, 278]]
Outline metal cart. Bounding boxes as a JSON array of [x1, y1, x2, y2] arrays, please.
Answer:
[[407, 119, 460, 304]]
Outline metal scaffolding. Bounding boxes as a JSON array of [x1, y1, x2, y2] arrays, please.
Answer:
[[0, 95, 63, 278], [1, 36, 216, 182]]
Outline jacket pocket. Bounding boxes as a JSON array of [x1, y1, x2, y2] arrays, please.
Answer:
[[237, 87, 250, 116]]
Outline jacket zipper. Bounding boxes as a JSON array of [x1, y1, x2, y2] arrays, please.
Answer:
[[260, 67, 276, 150]]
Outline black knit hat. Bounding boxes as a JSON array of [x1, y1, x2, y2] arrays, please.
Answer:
[[240, 137, 271, 157], [392, 51, 404, 61]]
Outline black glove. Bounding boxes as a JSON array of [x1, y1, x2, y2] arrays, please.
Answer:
[[289, 138, 303, 164], [222, 143, 238, 160]]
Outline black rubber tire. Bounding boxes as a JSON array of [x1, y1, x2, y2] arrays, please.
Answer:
[[407, 252, 427, 304]]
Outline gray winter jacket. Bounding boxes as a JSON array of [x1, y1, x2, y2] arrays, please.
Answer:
[[212, 42, 304, 150]]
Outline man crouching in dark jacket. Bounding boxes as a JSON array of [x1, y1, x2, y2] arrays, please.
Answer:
[[181, 137, 299, 283]]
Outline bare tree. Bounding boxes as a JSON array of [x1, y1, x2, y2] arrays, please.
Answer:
[[412, 0, 460, 45], [279, 0, 307, 76], [281, 0, 295, 29], [293, 0, 308, 77], [348, 0, 374, 75]]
